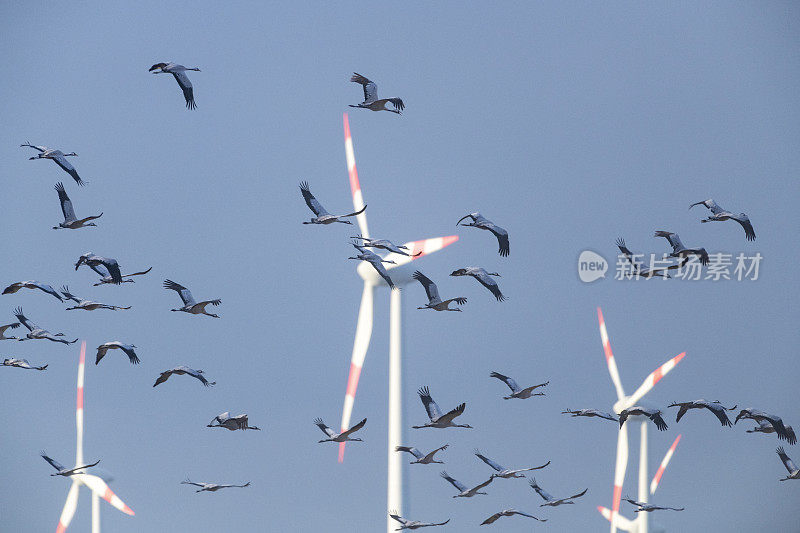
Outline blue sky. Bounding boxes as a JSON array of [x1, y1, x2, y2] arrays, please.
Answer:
[[1, 2, 798, 531]]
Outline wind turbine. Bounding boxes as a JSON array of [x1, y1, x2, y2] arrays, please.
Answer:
[[598, 434, 682, 532], [337, 113, 458, 533], [596, 307, 685, 533], [56, 341, 134, 533]]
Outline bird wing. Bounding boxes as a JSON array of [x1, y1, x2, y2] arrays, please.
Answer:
[[438, 403, 466, 425], [654, 231, 682, 252], [650, 412, 669, 431], [13, 308, 36, 331], [615, 238, 639, 267], [690, 198, 723, 214], [172, 71, 196, 109], [624, 497, 646, 507], [412, 270, 440, 303], [1, 282, 22, 295], [751, 419, 772, 432], [489, 371, 518, 392], [777, 447, 798, 473], [181, 479, 205, 488], [351, 73, 378, 103], [481, 513, 502, 525], [153, 370, 173, 387], [427, 444, 449, 459], [0, 322, 20, 334], [95, 344, 109, 364], [54, 182, 77, 222], [704, 403, 732, 426], [389, 513, 409, 526], [299, 181, 330, 216], [456, 212, 478, 225], [163, 279, 196, 306], [528, 479, 552, 501], [513, 510, 545, 521], [732, 215, 756, 241], [336, 204, 368, 218], [212, 412, 231, 425], [341, 417, 367, 438], [566, 488, 588, 500], [440, 471, 467, 492], [471, 476, 494, 491], [366, 256, 396, 290], [121, 344, 140, 364], [314, 418, 336, 437], [32, 282, 63, 302], [190, 369, 214, 386], [88, 262, 110, 278], [417, 386, 442, 420], [60, 286, 82, 303], [474, 450, 504, 472], [21, 142, 46, 153], [101, 258, 123, 284], [473, 270, 505, 301], [396, 446, 423, 460], [674, 404, 691, 423], [41, 452, 66, 472], [387, 98, 405, 111], [124, 266, 153, 278], [52, 153, 84, 186], [486, 224, 510, 256]]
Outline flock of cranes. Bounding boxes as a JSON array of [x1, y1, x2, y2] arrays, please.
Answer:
[[10, 108, 261, 511], [616, 198, 756, 278], [3, 63, 790, 533]]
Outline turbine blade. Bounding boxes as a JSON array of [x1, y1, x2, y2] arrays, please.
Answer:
[[339, 282, 375, 462], [610, 424, 629, 533], [650, 434, 681, 495], [597, 308, 625, 401], [626, 352, 686, 408], [80, 474, 135, 516], [344, 113, 368, 239], [382, 236, 460, 271], [56, 481, 80, 533], [597, 506, 636, 531], [76, 341, 86, 467]]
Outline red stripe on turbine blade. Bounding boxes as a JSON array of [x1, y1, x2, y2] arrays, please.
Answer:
[[103, 487, 113, 503], [612, 484, 622, 513], [441, 235, 458, 248], [652, 367, 663, 384], [76, 388, 83, 410], [338, 441, 346, 463], [345, 362, 362, 399], [652, 465, 666, 486], [652, 352, 685, 386], [597, 308, 613, 363], [652, 434, 681, 492], [343, 114, 360, 195], [57, 523, 66, 533]]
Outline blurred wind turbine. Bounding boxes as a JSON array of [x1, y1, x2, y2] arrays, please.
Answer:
[[338, 113, 458, 533], [596, 308, 685, 533], [56, 341, 134, 533], [598, 434, 682, 532]]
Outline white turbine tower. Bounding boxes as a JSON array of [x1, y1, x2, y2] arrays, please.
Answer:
[[337, 113, 458, 533], [56, 341, 134, 533], [599, 434, 682, 532], [596, 308, 685, 533]]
